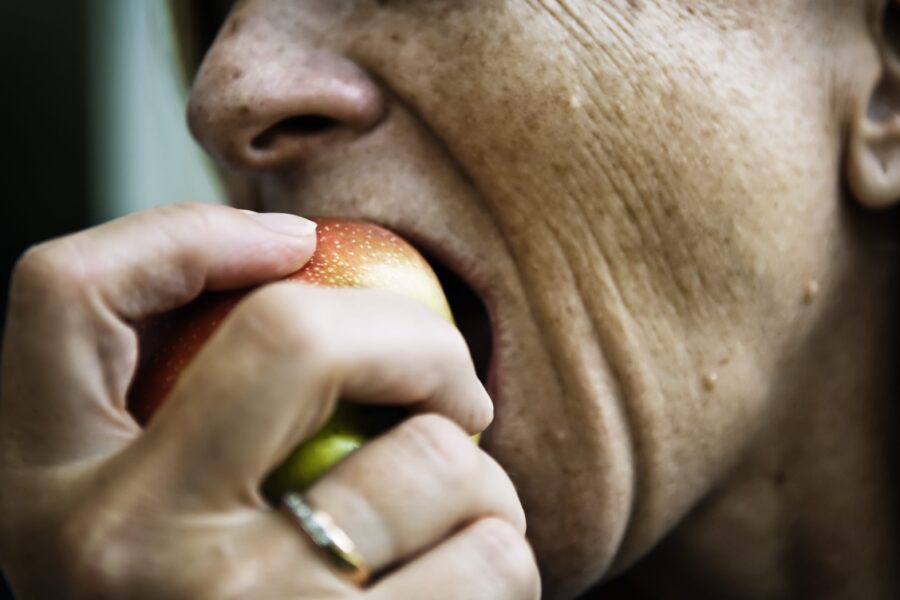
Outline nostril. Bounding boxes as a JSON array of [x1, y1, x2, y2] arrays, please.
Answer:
[[278, 114, 337, 135], [250, 114, 339, 151]]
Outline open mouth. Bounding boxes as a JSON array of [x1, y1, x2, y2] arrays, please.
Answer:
[[419, 250, 494, 391]]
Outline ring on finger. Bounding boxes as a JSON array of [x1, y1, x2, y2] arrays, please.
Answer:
[[281, 492, 372, 586]]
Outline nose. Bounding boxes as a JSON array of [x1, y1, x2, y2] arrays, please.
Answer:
[[187, 22, 385, 171]]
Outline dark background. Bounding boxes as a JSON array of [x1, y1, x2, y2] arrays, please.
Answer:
[[1, 2, 91, 332], [1, 3, 90, 597]]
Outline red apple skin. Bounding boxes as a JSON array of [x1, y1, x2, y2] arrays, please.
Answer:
[[127, 218, 455, 497]]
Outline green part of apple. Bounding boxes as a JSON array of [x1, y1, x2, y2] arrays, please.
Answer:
[[263, 432, 364, 502], [261, 403, 481, 502], [262, 403, 409, 502]]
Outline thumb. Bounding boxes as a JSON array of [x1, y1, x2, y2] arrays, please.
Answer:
[[0, 202, 317, 466]]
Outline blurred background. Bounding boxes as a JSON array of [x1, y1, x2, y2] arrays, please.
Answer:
[[1, 3, 222, 596], [1, 0, 223, 332]]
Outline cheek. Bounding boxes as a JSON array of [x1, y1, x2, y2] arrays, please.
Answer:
[[348, 3, 836, 336], [345, 0, 843, 551]]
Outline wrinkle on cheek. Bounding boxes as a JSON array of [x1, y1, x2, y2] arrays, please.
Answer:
[[534, 4, 774, 334], [516, 3, 701, 303]]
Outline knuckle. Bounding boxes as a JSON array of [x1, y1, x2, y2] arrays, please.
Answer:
[[233, 283, 330, 357], [469, 518, 540, 596], [153, 200, 218, 227], [182, 543, 263, 600], [485, 459, 528, 535], [58, 504, 137, 598], [394, 414, 477, 485], [12, 238, 93, 299], [151, 202, 217, 256]]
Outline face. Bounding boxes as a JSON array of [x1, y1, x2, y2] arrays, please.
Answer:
[[187, 1, 858, 595]]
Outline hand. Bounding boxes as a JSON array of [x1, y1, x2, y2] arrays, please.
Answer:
[[0, 203, 539, 599]]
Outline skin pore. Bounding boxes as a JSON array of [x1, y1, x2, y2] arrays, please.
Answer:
[[185, 1, 899, 597]]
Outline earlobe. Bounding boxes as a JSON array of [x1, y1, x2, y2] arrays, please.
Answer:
[[846, 1, 900, 209]]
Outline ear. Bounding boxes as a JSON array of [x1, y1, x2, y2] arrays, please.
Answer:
[[847, 1, 900, 209]]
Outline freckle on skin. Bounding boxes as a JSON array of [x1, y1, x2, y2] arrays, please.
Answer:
[[803, 279, 819, 304], [702, 371, 718, 392], [226, 17, 243, 37]]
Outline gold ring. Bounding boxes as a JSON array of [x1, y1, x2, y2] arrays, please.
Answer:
[[281, 492, 372, 586]]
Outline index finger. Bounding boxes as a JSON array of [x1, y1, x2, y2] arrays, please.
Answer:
[[0, 202, 316, 465]]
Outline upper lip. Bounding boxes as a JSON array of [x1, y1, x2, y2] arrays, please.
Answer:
[[378, 221, 489, 297]]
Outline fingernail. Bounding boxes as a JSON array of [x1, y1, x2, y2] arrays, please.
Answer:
[[250, 213, 317, 237]]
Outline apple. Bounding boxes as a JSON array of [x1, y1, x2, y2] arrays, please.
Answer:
[[127, 218, 458, 501]]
